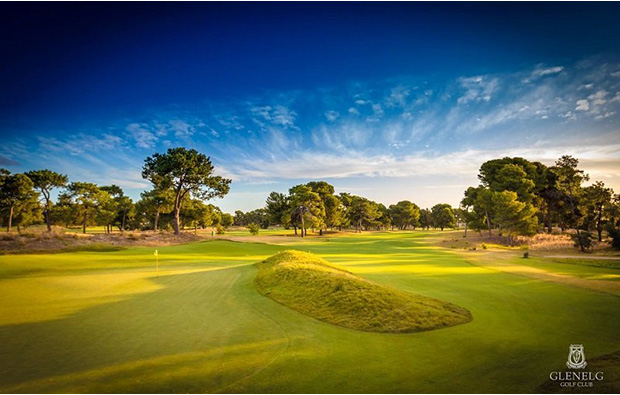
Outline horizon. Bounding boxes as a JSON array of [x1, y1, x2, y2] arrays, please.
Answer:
[[1, 3, 619, 212]]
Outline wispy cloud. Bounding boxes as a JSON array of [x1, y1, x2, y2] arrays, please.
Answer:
[[38, 133, 123, 155], [3, 53, 620, 209], [224, 141, 620, 181], [127, 123, 157, 148], [457, 76, 499, 104]]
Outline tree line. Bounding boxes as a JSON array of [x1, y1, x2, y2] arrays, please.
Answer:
[[0, 148, 458, 237], [0, 148, 232, 235], [459, 155, 620, 251], [2, 147, 617, 251], [233, 181, 457, 236]]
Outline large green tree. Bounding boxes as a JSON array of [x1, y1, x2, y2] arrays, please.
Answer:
[[287, 185, 325, 237], [0, 173, 38, 232], [220, 212, 234, 228], [142, 148, 231, 235], [306, 181, 344, 231], [419, 208, 432, 230], [25, 170, 68, 232], [265, 192, 289, 226], [461, 186, 495, 236], [479, 157, 545, 194], [491, 191, 538, 242], [582, 181, 614, 242], [553, 155, 589, 251], [346, 195, 380, 232], [388, 200, 420, 230], [494, 164, 535, 203], [431, 203, 456, 231]]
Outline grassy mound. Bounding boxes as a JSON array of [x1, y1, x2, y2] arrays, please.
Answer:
[[254, 250, 472, 333]]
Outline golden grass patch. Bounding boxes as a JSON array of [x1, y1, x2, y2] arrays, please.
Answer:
[[254, 250, 472, 333]]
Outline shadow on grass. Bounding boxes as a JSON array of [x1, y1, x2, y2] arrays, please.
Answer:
[[0, 265, 289, 393]]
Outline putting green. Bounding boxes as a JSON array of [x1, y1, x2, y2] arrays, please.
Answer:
[[0, 232, 618, 393]]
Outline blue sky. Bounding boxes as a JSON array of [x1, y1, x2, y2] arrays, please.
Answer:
[[1, 3, 620, 212]]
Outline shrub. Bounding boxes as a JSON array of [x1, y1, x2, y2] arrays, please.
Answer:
[[247, 223, 260, 235], [481, 243, 488, 250], [573, 231, 593, 253], [607, 225, 620, 250], [523, 251, 529, 259], [216, 225, 225, 235]]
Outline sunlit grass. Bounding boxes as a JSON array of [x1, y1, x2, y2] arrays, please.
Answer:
[[255, 250, 471, 332], [0, 230, 618, 393]]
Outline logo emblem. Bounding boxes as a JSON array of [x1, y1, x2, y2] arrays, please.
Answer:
[[566, 344, 587, 369]]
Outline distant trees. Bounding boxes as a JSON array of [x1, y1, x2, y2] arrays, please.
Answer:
[[136, 187, 174, 231], [65, 182, 109, 234], [259, 181, 462, 236], [2, 148, 616, 252], [100, 185, 134, 232], [263, 183, 388, 236], [234, 209, 270, 228], [142, 147, 231, 235]]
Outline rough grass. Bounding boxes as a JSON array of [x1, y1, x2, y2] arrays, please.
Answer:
[[0, 231, 203, 254], [254, 250, 472, 333]]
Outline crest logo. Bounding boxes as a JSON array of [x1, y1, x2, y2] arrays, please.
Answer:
[[566, 344, 587, 369]]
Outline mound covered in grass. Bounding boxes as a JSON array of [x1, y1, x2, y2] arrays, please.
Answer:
[[254, 250, 472, 333]]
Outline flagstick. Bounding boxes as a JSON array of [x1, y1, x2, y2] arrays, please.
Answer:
[[154, 249, 159, 278]]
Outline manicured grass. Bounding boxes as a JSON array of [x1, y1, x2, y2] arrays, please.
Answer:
[[518, 256, 620, 282], [0, 231, 618, 393], [547, 258, 620, 270], [255, 250, 471, 333]]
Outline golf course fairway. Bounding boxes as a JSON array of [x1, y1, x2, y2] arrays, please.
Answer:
[[0, 231, 618, 393]]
